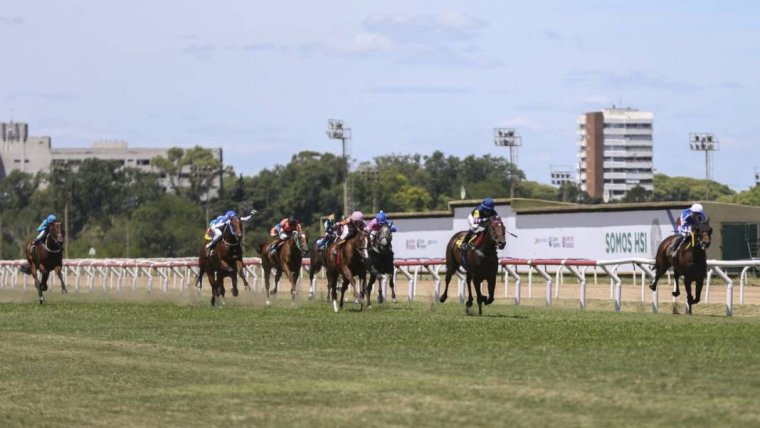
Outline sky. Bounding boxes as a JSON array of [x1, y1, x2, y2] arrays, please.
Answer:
[[2, 1, 759, 191]]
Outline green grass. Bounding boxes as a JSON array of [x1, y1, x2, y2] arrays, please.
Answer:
[[1, 296, 760, 427]]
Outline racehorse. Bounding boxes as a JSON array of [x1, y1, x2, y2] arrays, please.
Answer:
[[257, 230, 308, 305], [365, 224, 396, 307], [195, 216, 246, 307], [649, 220, 713, 314], [20, 221, 67, 304], [323, 231, 369, 312], [439, 217, 507, 315]]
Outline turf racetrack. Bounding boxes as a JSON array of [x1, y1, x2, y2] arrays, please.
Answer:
[[2, 298, 760, 427]]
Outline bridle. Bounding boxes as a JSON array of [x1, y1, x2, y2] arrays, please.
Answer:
[[220, 221, 242, 247], [372, 224, 393, 254], [42, 221, 64, 254], [487, 218, 507, 250]]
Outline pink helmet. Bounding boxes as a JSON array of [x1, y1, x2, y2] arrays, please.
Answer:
[[350, 211, 364, 221]]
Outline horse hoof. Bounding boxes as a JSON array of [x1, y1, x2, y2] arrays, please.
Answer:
[[333, 300, 339, 313], [265, 300, 271, 306], [439, 295, 448, 303], [232, 288, 239, 297], [392, 297, 398, 304], [39, 298, 44, 304], [465, 300, 473, 308], [648, 284, 656, 291], [270, 290, 278, 295], [378, 295, 384, 304], [62, 288, 68, 294], [672, 291, 680, 297]]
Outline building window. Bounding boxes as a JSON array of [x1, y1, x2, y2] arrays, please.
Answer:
[[136, 159, 150, 166]]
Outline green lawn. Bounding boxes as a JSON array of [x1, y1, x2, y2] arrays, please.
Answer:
[[1, 296, 759, 427]]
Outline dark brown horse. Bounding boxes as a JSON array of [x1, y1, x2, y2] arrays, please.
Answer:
[[257, 230, 308, 305], [439, 217, 507, 315], [323, 231, 369, 312], [649, 221, 713, 314], [20, 221, 67, 304], [195, 216, 245, 307], [365, 224, 396, 307]]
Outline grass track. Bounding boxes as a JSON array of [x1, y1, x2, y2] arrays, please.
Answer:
[[1, 298, 760, 427]]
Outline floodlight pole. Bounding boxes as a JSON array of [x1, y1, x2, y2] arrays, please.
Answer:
[[689, 133, 719, 200], [755, 167, 760, 186], [494, 128, 522, 199], [327, 119, 352, 218], [359, 168, 380, 214]]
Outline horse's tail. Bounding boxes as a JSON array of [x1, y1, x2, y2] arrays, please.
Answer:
[[195, 265, 204, 289], [18, 263, 31, 275]]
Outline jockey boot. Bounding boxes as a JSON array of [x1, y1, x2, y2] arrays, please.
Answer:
[[269, 240, 281, 256], [332, 240, 344, 256], [460, 230, 475, 250], [667, 236, 683, 258]]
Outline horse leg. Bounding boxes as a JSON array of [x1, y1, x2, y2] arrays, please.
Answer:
[[236, 260, 251, 291], [218, 273, 226, 306], [289, 269, 298, 304], [440, 268, 455, 303], [55, 266, 67, 294], [339, 277, 349, 309], [473, 277, 486, 316], [231, 269, 239, 297], [465, 273, 474, 315], [366, 273, 376, 307], [693, 277, 704, 306], [649, 262, 668, 291], [205, 270, 216, 306], [388, 271, 397, 303], [672, 274, 681, 297], [684, 278, 695, 315], [484, 275, 496, 306], [271, 269, 281, 295], [263, 267, 272, 306]]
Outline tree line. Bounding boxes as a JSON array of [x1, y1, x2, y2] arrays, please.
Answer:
[[1, 147, 757, 259]]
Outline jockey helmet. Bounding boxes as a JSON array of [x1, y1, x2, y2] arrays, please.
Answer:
[[690, 203, 704, 213], [375, 211, 387, 223], [351, 211, 364, 221], [288, 215, 297, 225], [225, 210, 237, 218], [46, 214, 57, 223], [480, 197, 495, 210]]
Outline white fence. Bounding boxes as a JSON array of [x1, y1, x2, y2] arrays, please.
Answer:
[[1, 257, 759, 316]]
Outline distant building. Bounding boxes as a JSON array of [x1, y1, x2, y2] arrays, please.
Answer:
[[0, 122, 222, 196], [576, 107, 654, 201]]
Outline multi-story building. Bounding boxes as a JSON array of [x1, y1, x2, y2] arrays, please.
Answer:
[[0, 122, 222, 196], [576, 107, 654, 201]]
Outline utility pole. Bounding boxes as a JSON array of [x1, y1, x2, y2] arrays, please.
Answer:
[[326, 119, 352, 217], [689, 133, 719, 200]]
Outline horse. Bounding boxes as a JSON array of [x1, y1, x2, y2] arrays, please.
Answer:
[[365, 224, 396, 307], [439, 217, 507, 315], [195, 216, 246, 307], [649, 220, 713, 314], [19, 221, 67, 304], [257, 230, 308, 305], [307, 236, 334, 301], [323, 231, 369, 312]]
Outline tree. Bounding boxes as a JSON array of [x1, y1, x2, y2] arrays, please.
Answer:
[[653, 173, 734, 202], [622, 185, 652, 203], [151, 146, 222, 203], [718, 185, 760, 206], [131, 194, 205, 257]]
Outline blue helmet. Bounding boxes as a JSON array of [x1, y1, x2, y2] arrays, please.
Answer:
[[46, 214, 57, 223], [225, 210, 237, 218], [375, 211, 387, 223], [479, 197, 495, 210]]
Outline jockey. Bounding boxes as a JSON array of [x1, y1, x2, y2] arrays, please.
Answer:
[[315, 212, 338, 250], [461, 197, 499, 250], [32, 214, 58, 246], [268, 214, 303, 254], [205, 210, 237, 256], [667, 203, 708, 257], [333, 211, 366, 255], [364, 210, 397, 244]]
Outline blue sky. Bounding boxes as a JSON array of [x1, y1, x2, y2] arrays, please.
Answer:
[[2, 1, 759, 190]]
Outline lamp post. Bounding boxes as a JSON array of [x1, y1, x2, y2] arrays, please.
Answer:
[[494, 128, 522, 199], [755, 167, 760, 186], [326, 119, 352, 217], [359, 168, 380, 214], [689, 133, 719, 200], [550, 165, 574, 202]]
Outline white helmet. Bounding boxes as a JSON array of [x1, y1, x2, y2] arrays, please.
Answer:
[[690, 203, 704, 213]]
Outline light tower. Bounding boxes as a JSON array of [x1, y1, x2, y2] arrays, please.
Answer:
[[689, 133, 719, 200], [326, 119, 352, 217], [494, 128, 522, 199], [755, 167, 760, 186]]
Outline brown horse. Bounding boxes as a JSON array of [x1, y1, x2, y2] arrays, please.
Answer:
[[257, 230, 308, 305], [439, 217, 507, 315], [20, 221, 67, 304], [649, 220, 713, 314], [365, 224, 396, 307], [323, 231, 369, 312], [195, 216, 245, 307]]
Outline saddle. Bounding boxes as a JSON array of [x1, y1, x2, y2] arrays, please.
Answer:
[[455, 233, 484, 249]]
